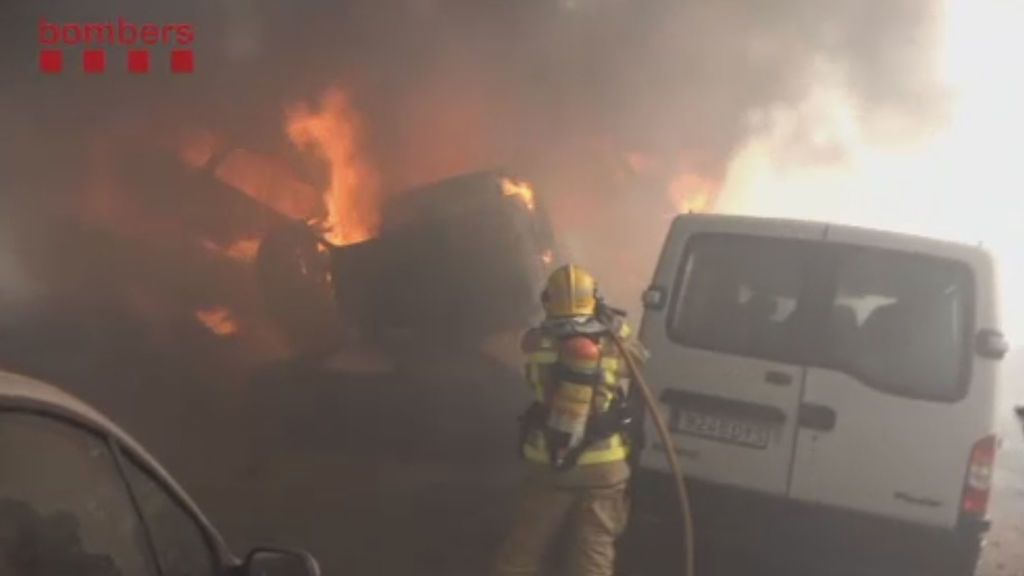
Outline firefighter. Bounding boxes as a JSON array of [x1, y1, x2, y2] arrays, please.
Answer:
[[493, 264, 646, 576]]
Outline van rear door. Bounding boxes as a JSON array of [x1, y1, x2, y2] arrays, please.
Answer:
[[788, 232, 992, 528], [639, 217, 826, 496]]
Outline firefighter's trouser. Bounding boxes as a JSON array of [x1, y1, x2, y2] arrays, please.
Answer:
[[492, 477, 629, 576]]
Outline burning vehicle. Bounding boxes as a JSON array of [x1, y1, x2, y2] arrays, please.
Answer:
[[257, 170, 557, 358]]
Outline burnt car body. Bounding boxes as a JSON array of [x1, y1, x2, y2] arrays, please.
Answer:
[[257, 170, 556, 356], [0, 370, 319, 576], [333, 171, 554, 348]]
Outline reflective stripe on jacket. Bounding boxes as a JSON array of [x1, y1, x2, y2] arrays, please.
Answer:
[[520, 320, 633, 466]]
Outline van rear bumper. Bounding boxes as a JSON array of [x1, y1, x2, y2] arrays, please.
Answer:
[[623, 469, 987, 576]]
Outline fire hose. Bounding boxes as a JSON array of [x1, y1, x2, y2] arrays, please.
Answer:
[[609, 330, 696, 576]]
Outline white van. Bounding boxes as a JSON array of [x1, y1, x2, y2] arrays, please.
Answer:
[[636, 214, 1008, 574]]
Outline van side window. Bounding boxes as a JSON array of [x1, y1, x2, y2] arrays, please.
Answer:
[[668, 235, 809, 363], [826, 247, 972, 401]]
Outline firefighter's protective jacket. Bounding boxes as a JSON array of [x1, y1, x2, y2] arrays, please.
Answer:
[[519, 314, 640, 487]]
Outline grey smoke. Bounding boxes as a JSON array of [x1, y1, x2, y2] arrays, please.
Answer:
[[0, 0, 946, 308]]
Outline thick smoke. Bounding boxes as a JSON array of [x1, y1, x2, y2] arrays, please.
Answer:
[[1, 1, 945, 177], [0, 2, 952, 568], [0, 0, 947, 352]]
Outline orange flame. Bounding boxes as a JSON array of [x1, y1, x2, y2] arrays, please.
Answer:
[[501, 178, 536, 212], [203, 238, 261, 263], [286, 88, 378, 246], [195, 307, 238, 336], [669, 172, 716, 214]]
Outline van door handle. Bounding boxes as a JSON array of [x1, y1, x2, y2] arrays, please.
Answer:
[[764, 371, 793, 386], [799, 403, 837, 431]]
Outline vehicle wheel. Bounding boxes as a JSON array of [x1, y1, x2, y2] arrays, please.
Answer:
[[949, 534, 982, 576], [919, 532, 983, 576]]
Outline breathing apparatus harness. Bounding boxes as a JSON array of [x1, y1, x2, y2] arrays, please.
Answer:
[[517, 299, 697, 576], [517, 305, 636, 471]]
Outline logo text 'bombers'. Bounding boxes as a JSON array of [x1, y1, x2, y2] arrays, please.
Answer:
[[38, 18, 196, 75]]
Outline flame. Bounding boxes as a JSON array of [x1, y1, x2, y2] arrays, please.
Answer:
[[668, 172, 716, 214], [195, 307, 238, 336], [203, 238, 261, 263], [501, 178, 536, 212], [541, 249, 554, 266], [714, 0, 1024, 337], [286, 88, 378, 246], [224, 238, 261, 262]]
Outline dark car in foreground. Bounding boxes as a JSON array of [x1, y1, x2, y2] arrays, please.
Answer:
[[0, 370, 320, 576]]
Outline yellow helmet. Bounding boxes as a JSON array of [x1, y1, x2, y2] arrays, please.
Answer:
[[542, 264, 598, 317]]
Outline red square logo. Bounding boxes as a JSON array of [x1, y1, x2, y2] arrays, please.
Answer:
[[128, 50, 150, 74], [39, 50, 62, 74], [83, 50, 105, 74], [170, 50, 194, 74]]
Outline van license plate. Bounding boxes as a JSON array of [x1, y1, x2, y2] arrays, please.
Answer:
[[675, 411, 771, 449]]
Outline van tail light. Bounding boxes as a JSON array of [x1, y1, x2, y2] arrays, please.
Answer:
[[961, 434, 996, 517]]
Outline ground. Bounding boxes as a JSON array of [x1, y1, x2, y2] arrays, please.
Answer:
[[78, 348, 1024, 576]]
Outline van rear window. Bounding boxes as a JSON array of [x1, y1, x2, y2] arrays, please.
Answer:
[[826, 246, 973, 401], [667, 235, 812, 365], [667, 234, 974, 402]]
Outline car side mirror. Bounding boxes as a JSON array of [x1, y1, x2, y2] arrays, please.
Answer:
[[975, 329, 1009, 360], [243, 547, 321, 576]]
